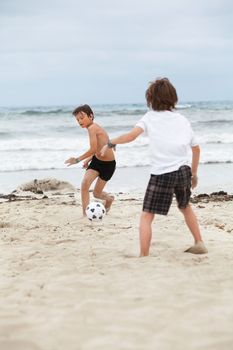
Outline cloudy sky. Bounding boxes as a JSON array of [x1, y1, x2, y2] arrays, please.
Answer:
[[0, 0, 233, 106]]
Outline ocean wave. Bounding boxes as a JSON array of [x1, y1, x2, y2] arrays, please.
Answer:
[[0, 160, 233, 173], [176, 104, 192, 109], [197, 119, 233, 125], [1, 142, 232, 172], [1, 101, 233, 172], [20, 108, 70, 115], [0, 134, 148, 152], [0, 148, 76, 152], [198, 133, 233, 144], [184, 101, 233, 111], [1, 105, 146, 117], [0, 142, 148, 152], [96, 109, 146, 117], [203, 160, 233, 164], [104, 125, 136, 132], [206, 141, 233, 144], [3, 134, 233, 151], [0, 132, 13, 139]]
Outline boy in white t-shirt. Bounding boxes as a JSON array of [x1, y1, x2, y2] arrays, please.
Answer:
[[101, 78, 208, 256]]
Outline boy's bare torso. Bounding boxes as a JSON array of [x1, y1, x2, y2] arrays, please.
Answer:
[[88, 123, 115, 161]]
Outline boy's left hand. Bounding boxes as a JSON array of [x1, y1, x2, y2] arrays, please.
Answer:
[[191, 175, 198, 189], [82, 159, 90, 168]]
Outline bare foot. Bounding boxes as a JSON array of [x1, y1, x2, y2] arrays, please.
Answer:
[[105, 195, 114, 213], [184, 241, 208, 254]]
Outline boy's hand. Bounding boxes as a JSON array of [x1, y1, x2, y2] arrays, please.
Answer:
[[65, 157, 78, 167], [191, 174, 198, 189], [100, 144, 108, 157], [82, 159, 90, 169]]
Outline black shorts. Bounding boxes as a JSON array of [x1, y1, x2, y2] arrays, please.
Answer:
[[143, 165, 192, 215], [87, 155, 116, 181]]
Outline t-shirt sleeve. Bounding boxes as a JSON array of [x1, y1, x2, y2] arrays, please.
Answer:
[[135, 113, 148, 133], [189, 123, 199, 147]]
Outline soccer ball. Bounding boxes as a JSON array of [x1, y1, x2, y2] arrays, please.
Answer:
[[85, 201, 106, 221]]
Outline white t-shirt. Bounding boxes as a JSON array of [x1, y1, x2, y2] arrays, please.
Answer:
[[135, 110, 198, 175]]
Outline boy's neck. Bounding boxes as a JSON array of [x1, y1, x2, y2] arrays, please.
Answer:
[[86, 120, 94, 128]]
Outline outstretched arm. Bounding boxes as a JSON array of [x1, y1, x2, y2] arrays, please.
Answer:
[[111, 126, 144, 144], [65, 125, 97, 166], [191, 145, 200, 189], [101, 126, 143, 156]]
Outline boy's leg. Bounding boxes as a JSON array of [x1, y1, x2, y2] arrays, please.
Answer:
[[139, 211, 155, 257], [175, 166, 207, 253], [81, 169, 99, 215], [179, 204, 207, 253], [93, 178, 114, 212], [179, 204, 202, 242], [180, 204, 208, 254]]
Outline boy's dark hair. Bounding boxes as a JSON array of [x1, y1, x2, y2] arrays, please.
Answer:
[[145, 78, 178, 111], [72, 104, 94, 119]]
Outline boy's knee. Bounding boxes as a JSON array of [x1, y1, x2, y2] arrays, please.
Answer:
[[141, 211, 154, 221], [81, 179, 90, 191], [179, 204, 191, 213]]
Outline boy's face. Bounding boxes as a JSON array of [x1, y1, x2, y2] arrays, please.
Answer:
[[75, 111, 93, 128]]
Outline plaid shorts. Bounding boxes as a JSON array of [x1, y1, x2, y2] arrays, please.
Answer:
[[143, 165, 192, 215]]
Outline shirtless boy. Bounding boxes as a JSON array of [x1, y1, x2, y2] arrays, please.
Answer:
[[65, 104, 116, 215]]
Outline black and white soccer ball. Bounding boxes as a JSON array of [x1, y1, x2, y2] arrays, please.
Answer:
[[85, 201, 106, 221]]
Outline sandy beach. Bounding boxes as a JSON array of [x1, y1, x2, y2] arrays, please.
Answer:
[[1, 180, 233, 350]]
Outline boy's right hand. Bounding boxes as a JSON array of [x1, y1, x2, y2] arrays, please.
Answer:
[[65, 157, 78, 167], [100, 144, 108, 157]]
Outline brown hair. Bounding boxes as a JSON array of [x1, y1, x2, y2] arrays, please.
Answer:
[[72, 104, 94, 119], [145, 78, 178, 111]]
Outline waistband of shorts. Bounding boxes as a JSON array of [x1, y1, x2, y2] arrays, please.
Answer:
[[150, 165, 191, 177], [93, 155, 116, 164]]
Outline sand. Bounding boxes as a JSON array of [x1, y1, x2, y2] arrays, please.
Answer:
[[1, 180, 233, 350]]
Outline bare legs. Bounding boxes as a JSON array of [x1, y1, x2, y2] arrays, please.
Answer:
[[139, 204, 206, 257], [139, 211, 155, 256], [81, 169, 114, 215], [81, 169, 99, 215], [93, 178, 114, 212], [179, 204, 202, 243], [179, 205, 208, 254]]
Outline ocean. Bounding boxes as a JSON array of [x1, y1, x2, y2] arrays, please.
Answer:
[[0, 101, 233, 193]]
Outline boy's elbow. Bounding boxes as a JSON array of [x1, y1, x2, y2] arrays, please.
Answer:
[[89, 147, 97, 154], [128, 133, 137, 142], [128, 135, 135, 142], [192, 145, 200, 153]]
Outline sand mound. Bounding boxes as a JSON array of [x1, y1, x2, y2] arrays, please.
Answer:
[[16, 178, 76, 194]]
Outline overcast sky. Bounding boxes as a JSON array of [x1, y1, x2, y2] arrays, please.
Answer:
[[0, 0, 233, 106]]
